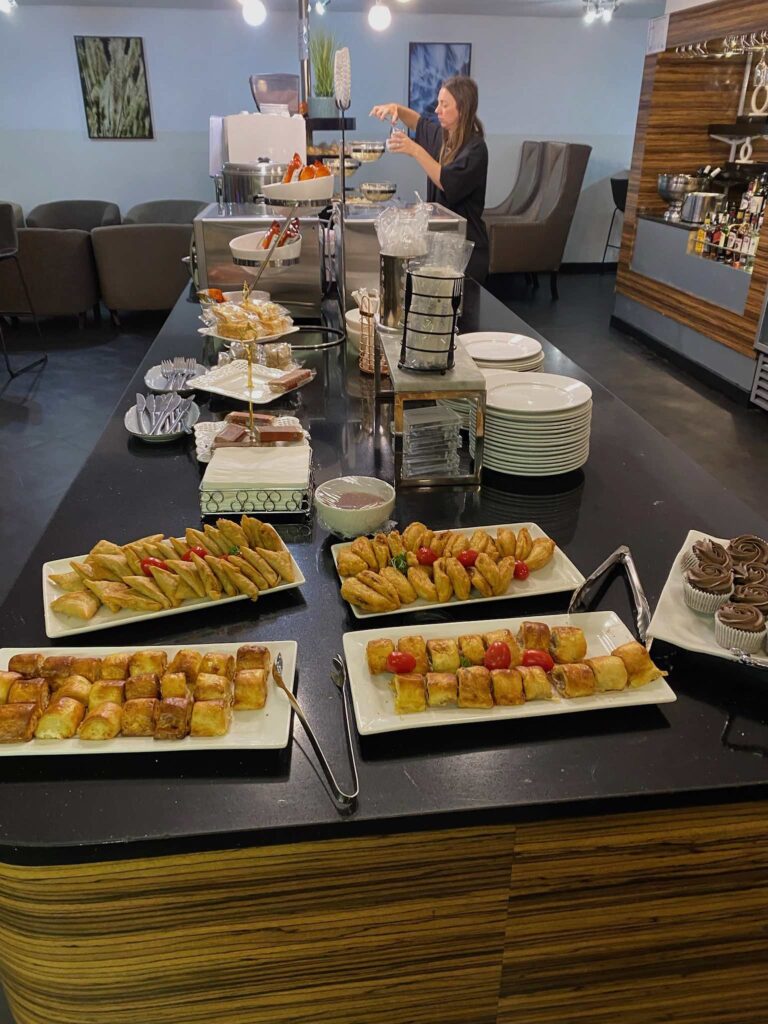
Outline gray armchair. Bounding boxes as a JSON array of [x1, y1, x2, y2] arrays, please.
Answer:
[[484, 141, 544, 219], [484, 142, 592, 298], [92, 223, 193, 322], [124, 200, 207, 225], [0, 228, 99, 323], [27, 200, 121, 231], [0, 202, 25, 229]]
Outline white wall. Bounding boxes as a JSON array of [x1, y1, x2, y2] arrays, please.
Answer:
[[0, 5, 649, 262], [665, 0, 712, 11]]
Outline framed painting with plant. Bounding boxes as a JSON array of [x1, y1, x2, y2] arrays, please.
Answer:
[[75, 36, 153, 140]]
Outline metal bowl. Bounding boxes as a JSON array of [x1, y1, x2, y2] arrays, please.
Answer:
[[657, 173, 703, 221]]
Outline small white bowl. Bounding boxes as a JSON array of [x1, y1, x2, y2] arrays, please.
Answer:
[[263, 175, 335, 203], [229, 231, 302, 264], [315, 476, 395, 537]]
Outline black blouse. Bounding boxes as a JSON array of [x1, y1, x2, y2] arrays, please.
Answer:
[[414, 115, 489, 281]]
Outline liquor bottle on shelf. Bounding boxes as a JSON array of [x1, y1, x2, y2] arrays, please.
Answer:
[[695, 213, 709, 255], [709, 215, 723, 260]]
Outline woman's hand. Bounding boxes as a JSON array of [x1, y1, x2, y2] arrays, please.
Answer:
[[370, 102, 399, 124], [387, 130, 419, 158]]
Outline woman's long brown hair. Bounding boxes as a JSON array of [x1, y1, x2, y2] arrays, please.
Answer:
[[439, 76, 484, 165]]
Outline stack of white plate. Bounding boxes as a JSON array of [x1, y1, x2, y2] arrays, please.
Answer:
[[470, 370, 592, 477], [459, 331, 545, 372]]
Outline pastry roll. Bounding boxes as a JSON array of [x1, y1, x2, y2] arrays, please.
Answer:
[[469, 529, 492, 554], [8, 678, 50, 710], [386, 530, 405, 558], [101, 653, 131, 680], [515, 528, 533, 561], [40, 657, 74, 684], [429, 531, 451, 557], [236, 645, 272, 672], [380, 566, 418, 605], [458, 634, 486, 666], [483, 629, 523, 667], [432, 559, 454, 603], [256, 547, 295, 584], [48, 570, 84, 591], [366, 639, 395, 675], [402, 522, 428, 552], [337, 550, 369, 577], [392, 673, 426, 713], [550, 663, 596, 698], [0, 671, 21, 703], [153, 697, 192, 740], [585, 656, 628, 692], [71, 656, 102, 682], [0, 703, 40, 742], [516, 621, 551, 652], [8, 653, 44, 678], [160, 672, 192, 700], [167, 649, 203, 685], [495, 556, 516, 595], [35, 696, 85, 739], [79, 701, 122, 740], [200, 652, 235, 679], [350, 536, 379, 571], [50, 590, 100, 620], [407, 567, 438, 603], [129, 650, 168, 678], [357, 571, 401, 609], [427, 638, 461, 673], [518, 666, 552, 701], [55, 676, 92, 705], [397, 636, 429, 675], [233, 669, 268, 710], [457, 666, 493, 709], [491, 669, 525, 706], [426, 672, 458, 707], [497, 528, 517, 558], [611, 642, 667, 688], [444, 557, 472, 601], [191, 700, 233, 737], [474, 553, 501, 594], [526, 538, 556, 571], [550, 626, 587, 664], [125, 673, 159, 701], [89, 680, 125, 709], [470, 569, 493, 598], [194, 673, 233, 703], [121, 698, 157, 737]]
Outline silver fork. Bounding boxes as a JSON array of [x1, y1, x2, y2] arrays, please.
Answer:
[[160, 358, 176, 386]]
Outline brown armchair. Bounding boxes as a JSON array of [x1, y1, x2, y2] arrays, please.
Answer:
[[26, 200, 121, 231], [0, 227, 99, 324], [484, 142, 592, 298], [484, 141, 544, 219]]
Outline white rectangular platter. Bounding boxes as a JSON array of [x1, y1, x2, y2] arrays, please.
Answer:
[[343, 612, 676, 736], [332, 522, 585, 620], [43, 554, 305, 640], [649, 529, 768, 665], [189, 360, 314, 405], [0, 641, 296, 754]]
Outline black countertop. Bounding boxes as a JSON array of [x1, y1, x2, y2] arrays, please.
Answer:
[[2, 281, 768, 865]]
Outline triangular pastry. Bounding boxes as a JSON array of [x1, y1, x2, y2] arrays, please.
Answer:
[[91, 553, 133, 581], [165, 559, 206, 598], [109, 591, 163, 613], [228, 555, 268, 590], [82, 579, 127, 613], [90, 540, 124, 557], [189, 552, 222, 600], [50, 590, 100, 620], [70, 560, 97, 582], [203, 525, 227, 555], [124, 575, 172, 610], [169, 537, 189, 558], [48, 571, 83, 592], [257, 522, 283, 552], [205, 556, 238, 597], [148, 566, 184, 607], [186, 528, 212, 553], [239, 548, 278, 587], [216, 519, 249, 552], [239, 516, 263, 549], [256, 547, 295, 583], [218, 559, 260, 601]]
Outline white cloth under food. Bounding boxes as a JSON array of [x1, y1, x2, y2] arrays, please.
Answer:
[[201, 445, 311, 491]]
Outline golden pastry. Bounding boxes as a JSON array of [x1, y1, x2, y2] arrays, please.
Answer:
[[205, 556, 238, 597], [153, 697, 192, 740], [483, 629, 522, 666], [475, 553, 501, 594], [8, 678, 50, 710], [228, 554, 269, 592], [191, 700, 232, 737], [386, 530, 405, 557], [392, 673, 426, 713], [202, 524, 227, 555], [91, 553, 133, 581], [341, 576, 396, 612], [585, 656, 628, 692], [470, 568, 493, 598], [380, 566, 418, 604], [40, 656, 74, 683], [426, 672, 458, 707], [550, 663, 596, 698], [194, 673, 234, 703], [0, 703, 40, 742], [236, 645, 271, 672], [239, 548, 279, 587], [611, 642, 667, 688], [110, 590, 163, 613], [69, 560, 97, 583], [407, 566, 439, 603], [35, 697, 85, 739], [526, 538, 556, 571], [0, 671, 21, 704], [200, 652, 235, 679], [55, 676, 92, 705], [79, 701, 122, 740], [160, 672, 192, 700], [89, 680, 125, 709], [165, 560, 206, 598], [429, 531, 451, 557], [169, 537, 190, 559], [48, 571, 83, 592], [497, 528, 517, 558], [239, 516, 263, 549], [445, 532, 469, 557], [372, 534, 390, 569], [233, 669, 268, 709], [432, 559, 453, 603], [102, 653, 132, 680], [256, 547, 295, 583], [337, 551, 369, 577], [190, 552, 223, 601], [121, 698, 157, 737], [90, 539, 124, 557], [70, 656, 102, 682], [253, 520, 283, 552], [50, 590, 101, 620], [517, 621, 551, 651], [427, 638, 461, 673], [8, 653, 44, 678], [366, 639, 395, 675], [218, 560, 261, 601], [495, 556, 516, 595], [123, 576, 172, 610], [146, 566, 184, 607], [215, 518, 249, 552], [515, 528, 533, 561], [129, 650, 167, 677], [458, 634, 485, 666], [518, 666, 552, 701], [457, 666, 493, 709], [357, 570, 400, 608], [124, 673, 159, 701], [444, 557, 472, 600], [82, 580, 127, 613], [351, 536, 378, 570], [397, 636, 429, 675], [402, 522, 428, 552], [491, 669, 525, 706], [550, 626, 587, 664]]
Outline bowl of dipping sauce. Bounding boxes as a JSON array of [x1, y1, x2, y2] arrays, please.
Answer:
[[315, 475, 395, 537]]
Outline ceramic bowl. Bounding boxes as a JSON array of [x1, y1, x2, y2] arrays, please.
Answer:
[[314, 476, 395, 537]]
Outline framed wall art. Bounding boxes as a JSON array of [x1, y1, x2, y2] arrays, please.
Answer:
[[74, 36, 153, 140], [408, 42, 472, 119]]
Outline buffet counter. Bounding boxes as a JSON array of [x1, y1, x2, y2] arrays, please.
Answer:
[[1, 282, 767, 1024]]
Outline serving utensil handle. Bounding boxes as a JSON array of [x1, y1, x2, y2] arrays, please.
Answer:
[[568, 544, 651, 644]]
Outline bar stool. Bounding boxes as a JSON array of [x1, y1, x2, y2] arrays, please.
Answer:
[[601, 174, 629, 269], [0, 202, 45, 379]]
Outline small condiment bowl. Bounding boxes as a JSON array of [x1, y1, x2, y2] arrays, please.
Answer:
[[315, 475, 395, 537]]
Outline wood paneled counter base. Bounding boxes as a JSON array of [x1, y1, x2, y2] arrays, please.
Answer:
[[0, 800, 766, 1024]]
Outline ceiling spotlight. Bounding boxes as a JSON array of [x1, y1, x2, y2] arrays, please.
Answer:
[[314, 0, 330, 12], [0, 0, 18, 13], [242, 0, 267, 26], [583, 0, 617, 24], [602, 6, 613, 21], [583, 1, 597, 24], [368, 0, 392, 31]]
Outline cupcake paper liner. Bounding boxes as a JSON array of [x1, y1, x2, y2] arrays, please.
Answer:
[[714, 618, 767, 655], [682, 579, 732, 614], [680, 549, 698, 573]]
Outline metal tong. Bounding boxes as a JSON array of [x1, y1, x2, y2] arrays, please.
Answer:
[[568, 544, 651, 644], [272, 653, 359, 806]]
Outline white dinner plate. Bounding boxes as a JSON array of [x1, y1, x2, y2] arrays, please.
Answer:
[[484, 404, 594, 425], [483, 423, 592, 442], [144, 363, 208, 393], [342, 611, 676, 735], [483, 447, 591, 466], [332, 521, 585, 620], [459, 332, 542, 362], [0, 641, 297, 754], [648, 529, 768, 665], [486, 376, 593, 415], [483, 455, 589, 476], [43, 548, 305, 639], [199, 325, 301, 346]]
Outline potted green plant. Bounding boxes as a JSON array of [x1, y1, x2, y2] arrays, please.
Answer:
[[308, 30, 338, 118]]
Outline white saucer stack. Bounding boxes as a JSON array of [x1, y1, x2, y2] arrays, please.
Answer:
[[470, 370, 592, 477], [460, 331, 545, 372]]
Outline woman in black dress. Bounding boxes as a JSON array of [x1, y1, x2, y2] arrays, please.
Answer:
[[370, 76, 489, 282]]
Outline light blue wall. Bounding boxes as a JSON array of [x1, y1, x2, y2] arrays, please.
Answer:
[[0, 4, 648, 261]]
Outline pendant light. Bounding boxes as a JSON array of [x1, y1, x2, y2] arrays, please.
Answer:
[[241, 0, 267, 27], [368, 1, 392, 31]]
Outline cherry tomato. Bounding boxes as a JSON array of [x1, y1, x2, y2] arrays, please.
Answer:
[[183, 545, 207, 561], [514, 560, 530, 580], [484, 641, 512, 671], [457, 549, 478, 568], [417, 546, 438, 566], [522, 650, 554, 672], [140, 557, 169, 577], [386, 651, 416, 674]]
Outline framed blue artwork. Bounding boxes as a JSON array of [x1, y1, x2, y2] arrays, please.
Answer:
[[408, 42, 472, 119]]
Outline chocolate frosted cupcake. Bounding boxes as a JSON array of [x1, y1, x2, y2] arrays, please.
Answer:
[[728, 534, 768, 571], [714, 602, 767, 654], [683, 562, 734, 614], [735, 563, 768, 587], [732, 583, 768, 615], [681, 538, 732, 573]]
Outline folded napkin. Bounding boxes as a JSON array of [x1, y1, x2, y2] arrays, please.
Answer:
[[201, 445, 311, 491]]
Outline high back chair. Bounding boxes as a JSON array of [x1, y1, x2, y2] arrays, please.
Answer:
[[0, 203, 45, 379]]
